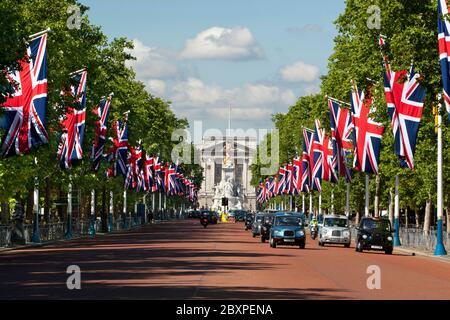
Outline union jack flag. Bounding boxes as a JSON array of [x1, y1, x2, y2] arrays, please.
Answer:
[[284, 164, 294, 195], [312, 120, 337, 191], [135, 146, 146, 192], [144, 154, 154, 192], [256, 179, 264, 203], [113, 119, 128, 177], [268, 177, 276, 198], [276, 166, 286, 195], [91, 95, 112, 171], [1, 33, 49, 157], [153, 156, 164, 193], [167, 163, 177, 196], [58, 71, 87, 169], [380, 37, 426, 169], [292, 156, 302, 195], [350, 81, 384, 175], [301, 129, 313, 193], [438, 0, 450, 117], [328, 98, 353, 182]]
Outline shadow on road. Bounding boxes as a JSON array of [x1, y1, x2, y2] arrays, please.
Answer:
[[1, 221, 345, 300]]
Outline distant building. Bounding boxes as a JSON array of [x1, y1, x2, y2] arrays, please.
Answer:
[[197, 136, 257, 211]]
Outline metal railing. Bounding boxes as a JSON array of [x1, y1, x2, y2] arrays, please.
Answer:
[[0, 212, 185, 248]]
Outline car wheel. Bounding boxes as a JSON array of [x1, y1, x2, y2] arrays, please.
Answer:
[[261, 237, 266, 243], [299, 243, 305, 249], [385, 248, 393, 255], [344, 243, 351, 248], [252, 233, 256, 238]]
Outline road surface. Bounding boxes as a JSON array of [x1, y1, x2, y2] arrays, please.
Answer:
[[1, 219, 450, 299]]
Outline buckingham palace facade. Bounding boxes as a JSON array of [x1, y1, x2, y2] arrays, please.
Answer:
[[196, 136, 257, 211]]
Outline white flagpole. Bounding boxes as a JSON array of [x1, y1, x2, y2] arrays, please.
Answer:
[[365, 174, 370, 217], [309, 193, 313, 219], [393, 175, 401, 246], [302, 194, 305, 214], [345, 183, 351, 217], [318, 192, 322, 216], [435, 96, 447, 255], [331, 187, 335, 215]]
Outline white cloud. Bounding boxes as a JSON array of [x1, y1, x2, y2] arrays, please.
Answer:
[[126, 39, 179, 79], [180, 27, 264, 60], [169, 78, 297, 123], [281, 61, 320, 82], [172, 78, 223, 106], [147, 79, 166, 96]]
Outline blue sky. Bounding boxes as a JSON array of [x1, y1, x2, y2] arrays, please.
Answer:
[[81, 0, 345, 138]]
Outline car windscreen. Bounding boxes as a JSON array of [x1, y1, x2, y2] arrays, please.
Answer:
[[362, 219, 391, 232], [324, 218, 348, 228], [275, 216, 303, 227]]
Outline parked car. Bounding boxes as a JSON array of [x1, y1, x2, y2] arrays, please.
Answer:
[[318, 215, 351, 247], [251, 212, 266, 237], [355, 217, 394, 254], [260, 213, 275, 243], [244, 213, 254, 230], [269, 213, 306, 249]]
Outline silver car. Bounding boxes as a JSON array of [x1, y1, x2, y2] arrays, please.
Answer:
[[318, 215, 351, 247]]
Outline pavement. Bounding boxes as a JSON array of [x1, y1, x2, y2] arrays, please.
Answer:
[[1, 219, 450, 300]]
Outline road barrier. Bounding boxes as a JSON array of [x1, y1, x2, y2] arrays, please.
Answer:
[[0, 211, 187, 248]]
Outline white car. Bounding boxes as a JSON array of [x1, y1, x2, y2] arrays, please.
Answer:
[[318, 215, 351, 248]]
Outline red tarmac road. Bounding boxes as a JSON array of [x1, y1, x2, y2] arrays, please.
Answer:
[[1, 219, 450, 300]]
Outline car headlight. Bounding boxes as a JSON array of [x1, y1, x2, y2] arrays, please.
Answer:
[[296, 230, 305, 237], [387, 236, 393, 242], [273, 230, 282, 237], [362, 234, 368, 240], [343, 231, 350, 237]]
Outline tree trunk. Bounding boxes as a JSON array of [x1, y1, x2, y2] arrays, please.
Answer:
[[101, 186, 108, 233], [1, 202, 9, 224], [374, 175, 380, 217], [388, 189, 394, 228]]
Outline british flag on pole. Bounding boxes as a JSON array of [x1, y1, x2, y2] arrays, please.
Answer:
[[380, 36, 426, 169], [301, 129, 313, 193], [328, 98, 353, 182], [112, 119, 129, 177], [312, 120, 337, 191], [58, 70, 87, 169], [350, 81, 384, 175], [91, 95, 112, 171], [0, 32, 49, 157], [438, 0, 450, 118]]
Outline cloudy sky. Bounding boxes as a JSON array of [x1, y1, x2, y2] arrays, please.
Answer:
[[82, 0, 345, 138]]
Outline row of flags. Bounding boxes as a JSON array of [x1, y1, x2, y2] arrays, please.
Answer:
[[0, 31, 198, 204], [257, 34, 427, 204]]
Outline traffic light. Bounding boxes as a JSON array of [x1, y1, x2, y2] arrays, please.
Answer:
[[222, 197, 228, 206]]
